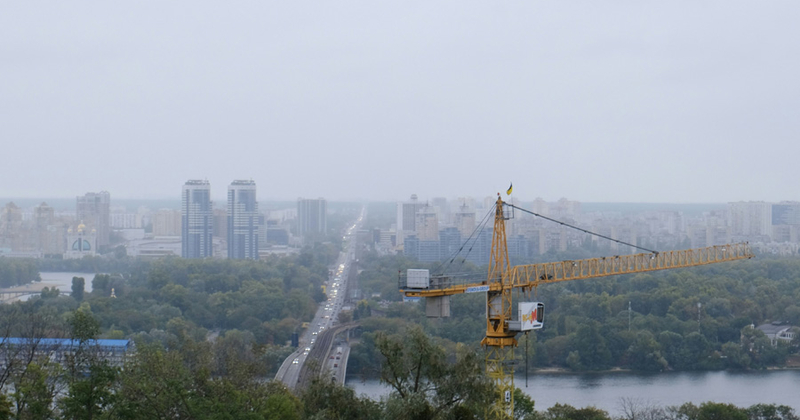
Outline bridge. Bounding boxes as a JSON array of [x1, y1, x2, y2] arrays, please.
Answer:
[[275, 321, 359, 391], [295, 322, 358, 389], [0, 289, 71, 303]]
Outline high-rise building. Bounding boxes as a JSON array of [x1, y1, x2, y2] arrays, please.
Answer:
[[431, 197, 449, 224], [228, 180, 259, 259], [153, 209, 181, 236], [729, 201, 772, 239], [0, 202, 23, 251], [76, 191, 110, 247], [397, 194, 421, 232], [182, 180, 213, 258], [415, 205, 439, 241], [453, 203, 476, 238], [396, 194, 423, 248], [772, 202, 800, 226], [34, 202, 56, 253], [297, 198, 327, 236]]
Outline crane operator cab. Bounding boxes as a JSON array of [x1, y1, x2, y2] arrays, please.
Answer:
[[508, 302, 545, 331]]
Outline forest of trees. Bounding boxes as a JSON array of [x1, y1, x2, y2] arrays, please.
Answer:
[[0, 241, 340, 376], [349, 252, 800, 374], [2, 307, 795, 420]]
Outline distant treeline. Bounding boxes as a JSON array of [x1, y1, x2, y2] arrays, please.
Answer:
[[0, 258, 40, 288], [349, 252, 800, 374]]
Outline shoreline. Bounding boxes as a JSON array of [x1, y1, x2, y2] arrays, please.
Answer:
[[346, 365, 800, 381]]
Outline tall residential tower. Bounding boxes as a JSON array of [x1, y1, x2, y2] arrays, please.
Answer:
[[76, 191, 110, 247], [297, 198, 327, 237], [227, 180, 259, 259], [182, 180, 213, 258]]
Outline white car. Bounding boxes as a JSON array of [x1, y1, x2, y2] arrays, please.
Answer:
[[292, 358, 299, 364]]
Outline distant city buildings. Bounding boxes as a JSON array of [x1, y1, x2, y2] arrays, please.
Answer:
[[227, 180, 259, 259], [297, 198, 327, 237], [76, 192, 110, 248], [181, 180, 213, 259], [1, 188, 798, 262], [382, 196, 800, 264]]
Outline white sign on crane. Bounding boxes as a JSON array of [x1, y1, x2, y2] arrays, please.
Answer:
[[518, 302, 544, 331]]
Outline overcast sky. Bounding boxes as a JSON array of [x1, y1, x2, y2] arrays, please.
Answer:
[[1, 1, 798, 203]]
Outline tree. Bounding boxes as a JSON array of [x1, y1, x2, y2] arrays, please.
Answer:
[[11, 362, 59, 420], [70, 306, 101, 343], [40, 286, 60, 299], [66, 306, 102, 384], [92, 274, 110, 296], [513, 388, 536, 420], [696, 402, 748, 420], [568, 321, 611, 370], [302, 376, 380, 420], [115, 344, 200, 419], [71, 276, 85, 301], [60, 362, 119, 420], [337, 310, 353, 324], [746, 403, 800, 420], [721, 342, 751, 369], [617, 397, 666, 420], [376, 325, 494, 419], [626, 331, 668, 371], [536, 403, 611, 420], [0, 394, 10, 420]]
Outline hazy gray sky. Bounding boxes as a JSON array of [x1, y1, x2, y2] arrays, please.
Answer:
[[2, 1, 798, 203]]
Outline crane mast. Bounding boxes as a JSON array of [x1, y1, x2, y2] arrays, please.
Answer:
[[482, 197, 515, 419], [399, 195, 755, 419]]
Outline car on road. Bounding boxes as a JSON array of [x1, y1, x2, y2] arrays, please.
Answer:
[[292, 358, 299, 364]]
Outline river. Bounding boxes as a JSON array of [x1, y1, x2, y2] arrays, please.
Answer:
[[0, 272, 95, 302], [346, 370, 800, 415], [38, 272, 96, 292]]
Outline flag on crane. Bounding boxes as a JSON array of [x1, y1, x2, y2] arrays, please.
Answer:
[[506, 183, 513, 195]]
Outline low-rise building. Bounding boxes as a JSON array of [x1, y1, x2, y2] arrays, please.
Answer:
[[0, 338, 134, 368], [756, 322, 798, 346]]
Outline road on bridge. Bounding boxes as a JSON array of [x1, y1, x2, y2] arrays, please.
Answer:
[[275, 206, 365, 390]]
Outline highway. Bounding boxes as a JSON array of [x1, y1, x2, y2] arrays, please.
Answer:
[[275, 206, 365, 389]]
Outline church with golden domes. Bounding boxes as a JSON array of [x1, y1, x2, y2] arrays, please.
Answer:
[[64, 221, 97, 259]]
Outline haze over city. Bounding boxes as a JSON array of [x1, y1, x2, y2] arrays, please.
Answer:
[[2, 1, 798, 203]]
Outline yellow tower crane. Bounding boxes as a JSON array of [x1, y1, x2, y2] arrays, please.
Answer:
[[399, 195, 755, 419]]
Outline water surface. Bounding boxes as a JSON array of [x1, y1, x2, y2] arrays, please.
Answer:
[[347, 370, 800, 414]]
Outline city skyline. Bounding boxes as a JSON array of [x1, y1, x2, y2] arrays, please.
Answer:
[[1, 186, 798, 260], [2, 2, 799, 203]]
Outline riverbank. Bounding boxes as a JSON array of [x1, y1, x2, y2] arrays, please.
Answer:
[[347, 370, 800, 414]]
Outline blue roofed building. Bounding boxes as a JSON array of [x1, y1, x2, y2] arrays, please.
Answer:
[[0, 338, 133, 368]]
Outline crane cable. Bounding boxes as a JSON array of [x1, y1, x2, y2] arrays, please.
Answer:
[[506, 203, 658, 255]]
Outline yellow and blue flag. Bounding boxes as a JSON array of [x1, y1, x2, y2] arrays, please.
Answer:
[[506, 183, 513, 195]]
